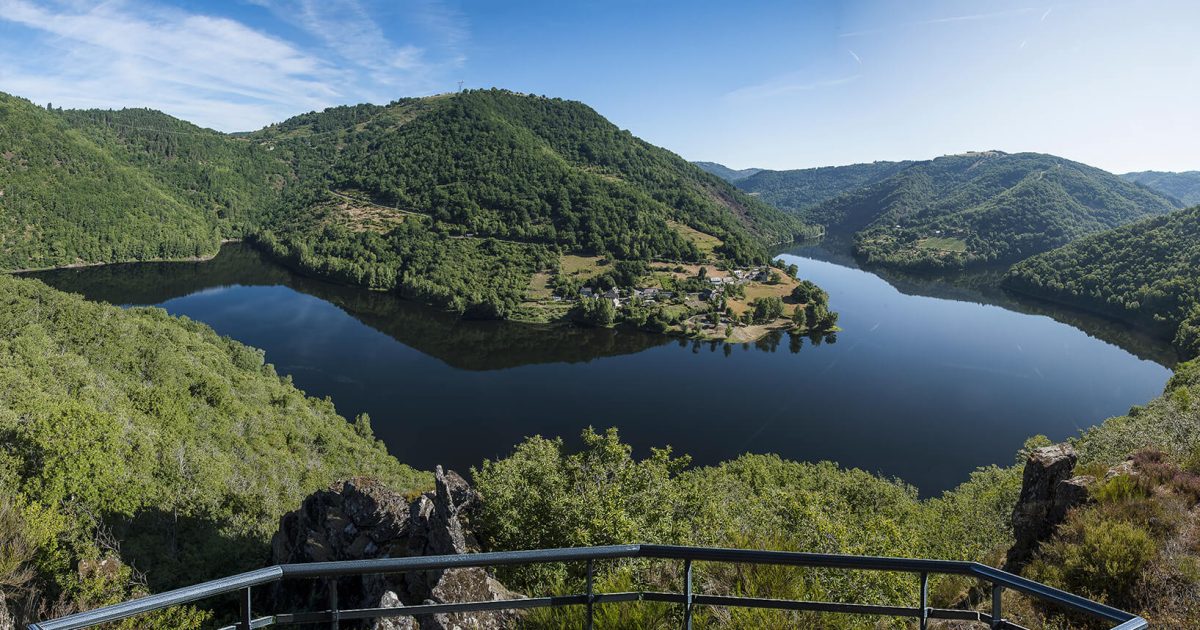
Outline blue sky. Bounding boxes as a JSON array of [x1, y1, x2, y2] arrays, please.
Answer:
[[1, 0, 1196, 173]]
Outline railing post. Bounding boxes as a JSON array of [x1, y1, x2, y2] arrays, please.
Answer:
[[240, 586, 252, 630], [991, 583, 1003, 629], [328, 578, 339, 630], [918, 572, 928, 630], [682, 559, 693, 630], [585, 559, 595, 630]]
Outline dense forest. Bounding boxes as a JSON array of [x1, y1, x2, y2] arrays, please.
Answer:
[[1, 88, 819, 322], [0, 92, 292, 272], [770, 152, 1178, 271], [1005, 205, 1200, 360], [732, 160, 913, 215], [0, 275, 425, 626], [1121, 170, 1200, 206]]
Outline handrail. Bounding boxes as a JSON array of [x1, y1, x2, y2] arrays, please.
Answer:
[[28, 544, 1148, 630]]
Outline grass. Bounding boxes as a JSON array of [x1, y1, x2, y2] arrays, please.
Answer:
[[559, 254, 606, 279], [916, 236, 968, 252], [668, 221, 723, 259]]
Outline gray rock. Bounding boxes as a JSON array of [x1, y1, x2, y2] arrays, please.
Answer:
[[369, 590, 415, 630], [0, 591, 14, 630], [270, 477, 410, 619], [271, 468, 520, 629], [1005, 444, 1092, 570]]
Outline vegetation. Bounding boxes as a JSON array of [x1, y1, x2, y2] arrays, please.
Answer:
[[692, 161, 764, 182], [249, 90, 814, 320], [1121, 170, 1200, 206], [0, 92, 289, 272], [473, 427, 1024, 629], [2, 88, 818, 325], [789, 151, 1178, 271], [0, 275, 426, 625], [1018, 363, 1200, 627], [734, 161, 912, 215], [1004, 205, 1200, 359]]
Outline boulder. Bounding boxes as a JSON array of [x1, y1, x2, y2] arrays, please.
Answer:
[[270, 477, 410, 620], [270, 468, 519, 629], [1005, 444, 1092, 569]]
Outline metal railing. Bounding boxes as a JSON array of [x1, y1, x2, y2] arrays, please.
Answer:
[[28, 544, 1147, 630]]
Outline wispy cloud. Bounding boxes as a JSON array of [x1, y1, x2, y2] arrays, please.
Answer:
[[0, 0, 469, 130], [725, 73, 859, 101], [848, 49, 862, 65], [840, 7, 1045, 38]]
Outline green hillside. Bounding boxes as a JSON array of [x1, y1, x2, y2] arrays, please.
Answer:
[[1122, 170, 1200, 206], [0, 93, 288, 272], [252, 89, 812, 318], [799, 151, 1179, 270], [735, 161, 912, 215], [0, 274, 425, 622], [693, 161, 764, 181], [1005, 205, 1200, 359]]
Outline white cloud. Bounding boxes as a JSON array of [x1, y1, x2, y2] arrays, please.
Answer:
[[0, 0, 468, 130]]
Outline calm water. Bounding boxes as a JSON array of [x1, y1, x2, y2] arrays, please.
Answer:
[[29, 243, 1174, 494]]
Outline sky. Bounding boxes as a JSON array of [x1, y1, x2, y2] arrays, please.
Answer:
[[1, 0, 1196, 173]]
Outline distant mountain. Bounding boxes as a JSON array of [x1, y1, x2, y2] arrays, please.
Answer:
[[1122, 170, 1200, 206], [736, 161, 914, 215], [0, 92, 286, 271], [797, 151, 1179, 270], [1006, 205, 1200, 359], [252, 89, 812, 317], [694, 161, 764, 182]]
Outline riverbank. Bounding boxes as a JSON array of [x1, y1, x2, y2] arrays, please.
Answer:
[[5, 239, 243, 275]]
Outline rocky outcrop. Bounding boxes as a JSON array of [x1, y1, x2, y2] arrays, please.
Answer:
[[270, 468, 519, 629], [0, 592, 14, 630], [1005, 443, 1093, 570]]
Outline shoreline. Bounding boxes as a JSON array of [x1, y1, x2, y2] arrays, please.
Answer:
[[6, 239, 242, 275]]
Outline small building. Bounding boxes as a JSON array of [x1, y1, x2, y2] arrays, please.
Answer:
[[580, 287, 594, 298]]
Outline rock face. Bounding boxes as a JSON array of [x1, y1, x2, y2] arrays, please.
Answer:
[[1005, 443, 1092, 570], [0, 592, 13, 630], [270, 468, 519, 629]]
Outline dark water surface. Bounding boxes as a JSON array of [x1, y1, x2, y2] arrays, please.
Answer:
[[29, 243, 1175, 494]]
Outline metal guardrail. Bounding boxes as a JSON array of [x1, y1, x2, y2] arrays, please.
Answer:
[[28, 544, 1148, 630]]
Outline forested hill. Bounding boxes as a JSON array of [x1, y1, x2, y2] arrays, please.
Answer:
[[693, 161, 763, 181], [733, 161, 913, 215], [0, 92, 289, 271], [1121, 170, 1200, 206], [0, 273, 425, 624], [1005, 205, 1200, 359], [250, 89, 812, 317], [800, 151, 1179, 270]]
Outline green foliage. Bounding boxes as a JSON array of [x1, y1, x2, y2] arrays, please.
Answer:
[[793, 152, 1177, 270], [0, 94, 212, 270], [256, 219, 554, 319], [0, 275, 426, 616], [1006, 206, 1200, 359], [749, 296, 784, 323], [790, 279, 829, 306], [735, 161, 912, 215], [572, 297, 618, 327], [1027, 513, 1157, 610], [473, 428, 1023, 628], [1121, 170, 1200, 206]]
